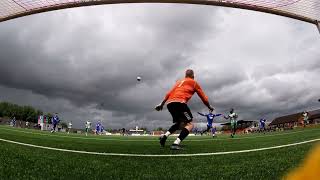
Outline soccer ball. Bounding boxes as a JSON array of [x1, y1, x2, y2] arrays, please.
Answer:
[[137, 76, 141, 81]]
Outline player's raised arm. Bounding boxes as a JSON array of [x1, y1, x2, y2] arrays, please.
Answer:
[[194, 82, 214, 111]]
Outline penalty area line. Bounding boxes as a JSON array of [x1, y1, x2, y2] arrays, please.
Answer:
[[0, 138, 319, 157]]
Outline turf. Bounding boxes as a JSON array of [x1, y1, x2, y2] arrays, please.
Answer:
[[0, 125, 319, 180]]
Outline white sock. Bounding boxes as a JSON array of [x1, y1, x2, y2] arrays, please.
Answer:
[[173, 138, 181, 145], [164, 131, 171, 137]]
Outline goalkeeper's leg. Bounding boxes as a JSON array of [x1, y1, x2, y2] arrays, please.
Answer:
[[160, 122, 180, 147], [171, 122, 193, 150]]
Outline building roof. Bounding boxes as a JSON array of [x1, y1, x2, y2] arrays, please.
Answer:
[[310, 109, 320, 119], [270, 109, 320, 126]]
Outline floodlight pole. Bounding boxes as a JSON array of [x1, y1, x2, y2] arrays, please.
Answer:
[[317, 21, 320, 34]]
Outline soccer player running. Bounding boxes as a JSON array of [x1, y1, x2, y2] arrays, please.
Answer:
[[100, 125, 104, 135], [67, 121, 72, 134], [302, 111, 309, 127], [85, 121, 91, 136], [259, 118, 267, 133], [51, 113, 60, 133], [121, 128, 126, 136], [96, 121, 102, 135], [25, 121, 29, 128], [155, 69, 214, 150], [224, 108, 238, 138], [11, 116, 16, 127], [197, 111, 222, 137]]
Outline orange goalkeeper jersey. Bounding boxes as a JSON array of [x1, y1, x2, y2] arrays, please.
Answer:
[[164, 77, 209, 105]]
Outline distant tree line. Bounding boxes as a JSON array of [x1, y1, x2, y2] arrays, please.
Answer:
[[0, 101, 52, 123]]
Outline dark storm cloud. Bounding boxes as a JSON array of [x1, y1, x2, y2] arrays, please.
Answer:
[[0, 4, 319, 129], [184, 9, 320, 124], [0, 4, 218, 107], [0, 4, 223, 128]]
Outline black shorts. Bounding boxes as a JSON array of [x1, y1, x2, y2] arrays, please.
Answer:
[[167, 102, 193, 123]]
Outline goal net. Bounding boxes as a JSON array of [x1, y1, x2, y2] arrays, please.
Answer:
[[0, 0, 319, 27]]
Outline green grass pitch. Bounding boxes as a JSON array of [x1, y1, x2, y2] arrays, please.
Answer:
[[0, 125, 319, 180]]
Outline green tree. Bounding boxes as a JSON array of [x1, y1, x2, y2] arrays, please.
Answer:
[[22, 106, 38, 123], [0, 102, 10, 118], [0, 101, 44, 123]]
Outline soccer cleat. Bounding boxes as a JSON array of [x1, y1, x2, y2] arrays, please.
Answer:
[[159, 135, 167, 147], [170, 144, 183, 150]]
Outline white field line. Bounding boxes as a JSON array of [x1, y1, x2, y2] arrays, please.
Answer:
[[0, 137, 319, 157], [0, 126, 319, 142]]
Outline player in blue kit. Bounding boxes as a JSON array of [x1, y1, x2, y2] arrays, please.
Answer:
[[96, 121, 102, 135], [100, 125, 104, 134], [51, 113, 60, 133], [259, 118, 267, 133], [197, 111, 222, 137], [211, 126, 217, 138]]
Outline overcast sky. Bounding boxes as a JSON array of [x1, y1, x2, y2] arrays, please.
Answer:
[[0, 4, 319, 129]]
